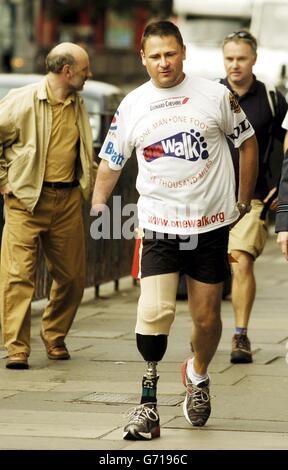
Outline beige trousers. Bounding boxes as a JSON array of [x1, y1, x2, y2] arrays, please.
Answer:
[[228, 199, 268, 259], [0, 187, 85, 355]]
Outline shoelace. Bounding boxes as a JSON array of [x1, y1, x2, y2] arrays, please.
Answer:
[[234, 335, 250, 350], [186, 382, 210, 409], [125, 403, 159, 424]]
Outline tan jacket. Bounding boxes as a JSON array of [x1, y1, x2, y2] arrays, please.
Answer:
[[0, 78, 94, 212]]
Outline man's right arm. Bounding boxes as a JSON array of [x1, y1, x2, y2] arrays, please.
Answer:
[[91, 159, 122, 215], [237, 134, 258, 208]]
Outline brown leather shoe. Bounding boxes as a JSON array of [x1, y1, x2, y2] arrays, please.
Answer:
[[6, 352, 29, 369], [40, 331, 70, 360]]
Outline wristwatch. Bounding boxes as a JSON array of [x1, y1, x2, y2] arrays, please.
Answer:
[[236, 202, 252, 213]]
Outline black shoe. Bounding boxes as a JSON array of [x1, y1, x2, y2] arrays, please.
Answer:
[[123, 403, 160, 440], [231, 334, 253, 363]]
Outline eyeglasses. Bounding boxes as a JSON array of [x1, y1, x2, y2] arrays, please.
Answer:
[[224, 31, 257, 50], [225, 31, 252, 40]]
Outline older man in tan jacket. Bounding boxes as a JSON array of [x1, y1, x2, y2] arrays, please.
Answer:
[[0, 43, 94, 369]]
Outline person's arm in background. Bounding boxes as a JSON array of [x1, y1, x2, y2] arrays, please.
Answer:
[[0, 97, 18, 196], [263, 91, 288, 211], [276, 130, 288, 260], [284, 131, 288, 154]]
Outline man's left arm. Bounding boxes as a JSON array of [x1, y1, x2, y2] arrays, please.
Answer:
[[220, 87, 258, 208]]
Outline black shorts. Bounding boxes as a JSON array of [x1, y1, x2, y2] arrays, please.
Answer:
[[141, 226, 230, 284]]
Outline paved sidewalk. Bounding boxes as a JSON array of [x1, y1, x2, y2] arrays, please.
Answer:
[[0, 234, 288, 451]]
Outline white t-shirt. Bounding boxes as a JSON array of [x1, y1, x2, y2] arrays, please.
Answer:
[[99, 75, 255, 235], [282, 111, 288, 129]]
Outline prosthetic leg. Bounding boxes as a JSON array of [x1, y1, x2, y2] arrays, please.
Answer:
[[123, 334, 167, 440], [141, 361, 159, 404], [123, 273, 178, 440], [136, 333, 167, 404]]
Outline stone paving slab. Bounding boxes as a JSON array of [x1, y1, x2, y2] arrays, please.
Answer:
[[211, 376, 288, 421], [87, 341, 144, 361], [38, 359, 233, 379], [69, 329, 129, 339], [0, 368, 65, 382], [165, 416, 288, 434], [219, 342, 286, 357], [77, 391, 183, 406], [0, 435, 126, 450], [222, 360, 288, 376], [249, 350, 282, 364], [0, 409, 124, 439], [0, 397, 181, 418], [0, 391, 19, 399], [0, 391, 86, 407], [103, 428, 288, 450], [51, 379, 187, 396], [0, 422, 113, 440], [241, 330, 288, 344], [209, 371, 246, 386], [0, 379, 61, 392], [63, 337, 103, 352]]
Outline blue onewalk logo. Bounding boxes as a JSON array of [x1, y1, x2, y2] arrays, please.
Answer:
[[144, 129, 209, 162]]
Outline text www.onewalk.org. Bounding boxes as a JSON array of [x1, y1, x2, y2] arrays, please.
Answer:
[[148, 211, 225, 229]]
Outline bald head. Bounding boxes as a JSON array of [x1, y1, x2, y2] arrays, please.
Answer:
[[46, 42, 88, 74]]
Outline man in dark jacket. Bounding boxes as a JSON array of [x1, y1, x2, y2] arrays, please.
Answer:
[[221, 30, 287, 364]]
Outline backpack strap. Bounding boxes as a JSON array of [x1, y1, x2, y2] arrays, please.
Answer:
[[264, 81, 278, 118], [262, 81, 279, 175]]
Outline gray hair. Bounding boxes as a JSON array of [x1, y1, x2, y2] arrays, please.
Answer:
[[223, 30, 257, 55], [45, 51, 76, 74]]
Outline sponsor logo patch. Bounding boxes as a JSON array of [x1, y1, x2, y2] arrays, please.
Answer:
[[228, 119, 251, 141], [105, 141, 124, 166], [110, 110, 119, 131], [150, 96, 189, 111], [144, 129, 209, 162], [229, 92, 241, 113]]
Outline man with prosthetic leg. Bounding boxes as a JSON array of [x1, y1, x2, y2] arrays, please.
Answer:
[[91, 21, 258, 440]]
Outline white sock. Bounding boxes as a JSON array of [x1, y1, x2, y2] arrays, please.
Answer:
[[186, 357, 209, 385]]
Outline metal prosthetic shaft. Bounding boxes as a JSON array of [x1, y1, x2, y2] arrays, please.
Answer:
[[141, 362, 159, 403]]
